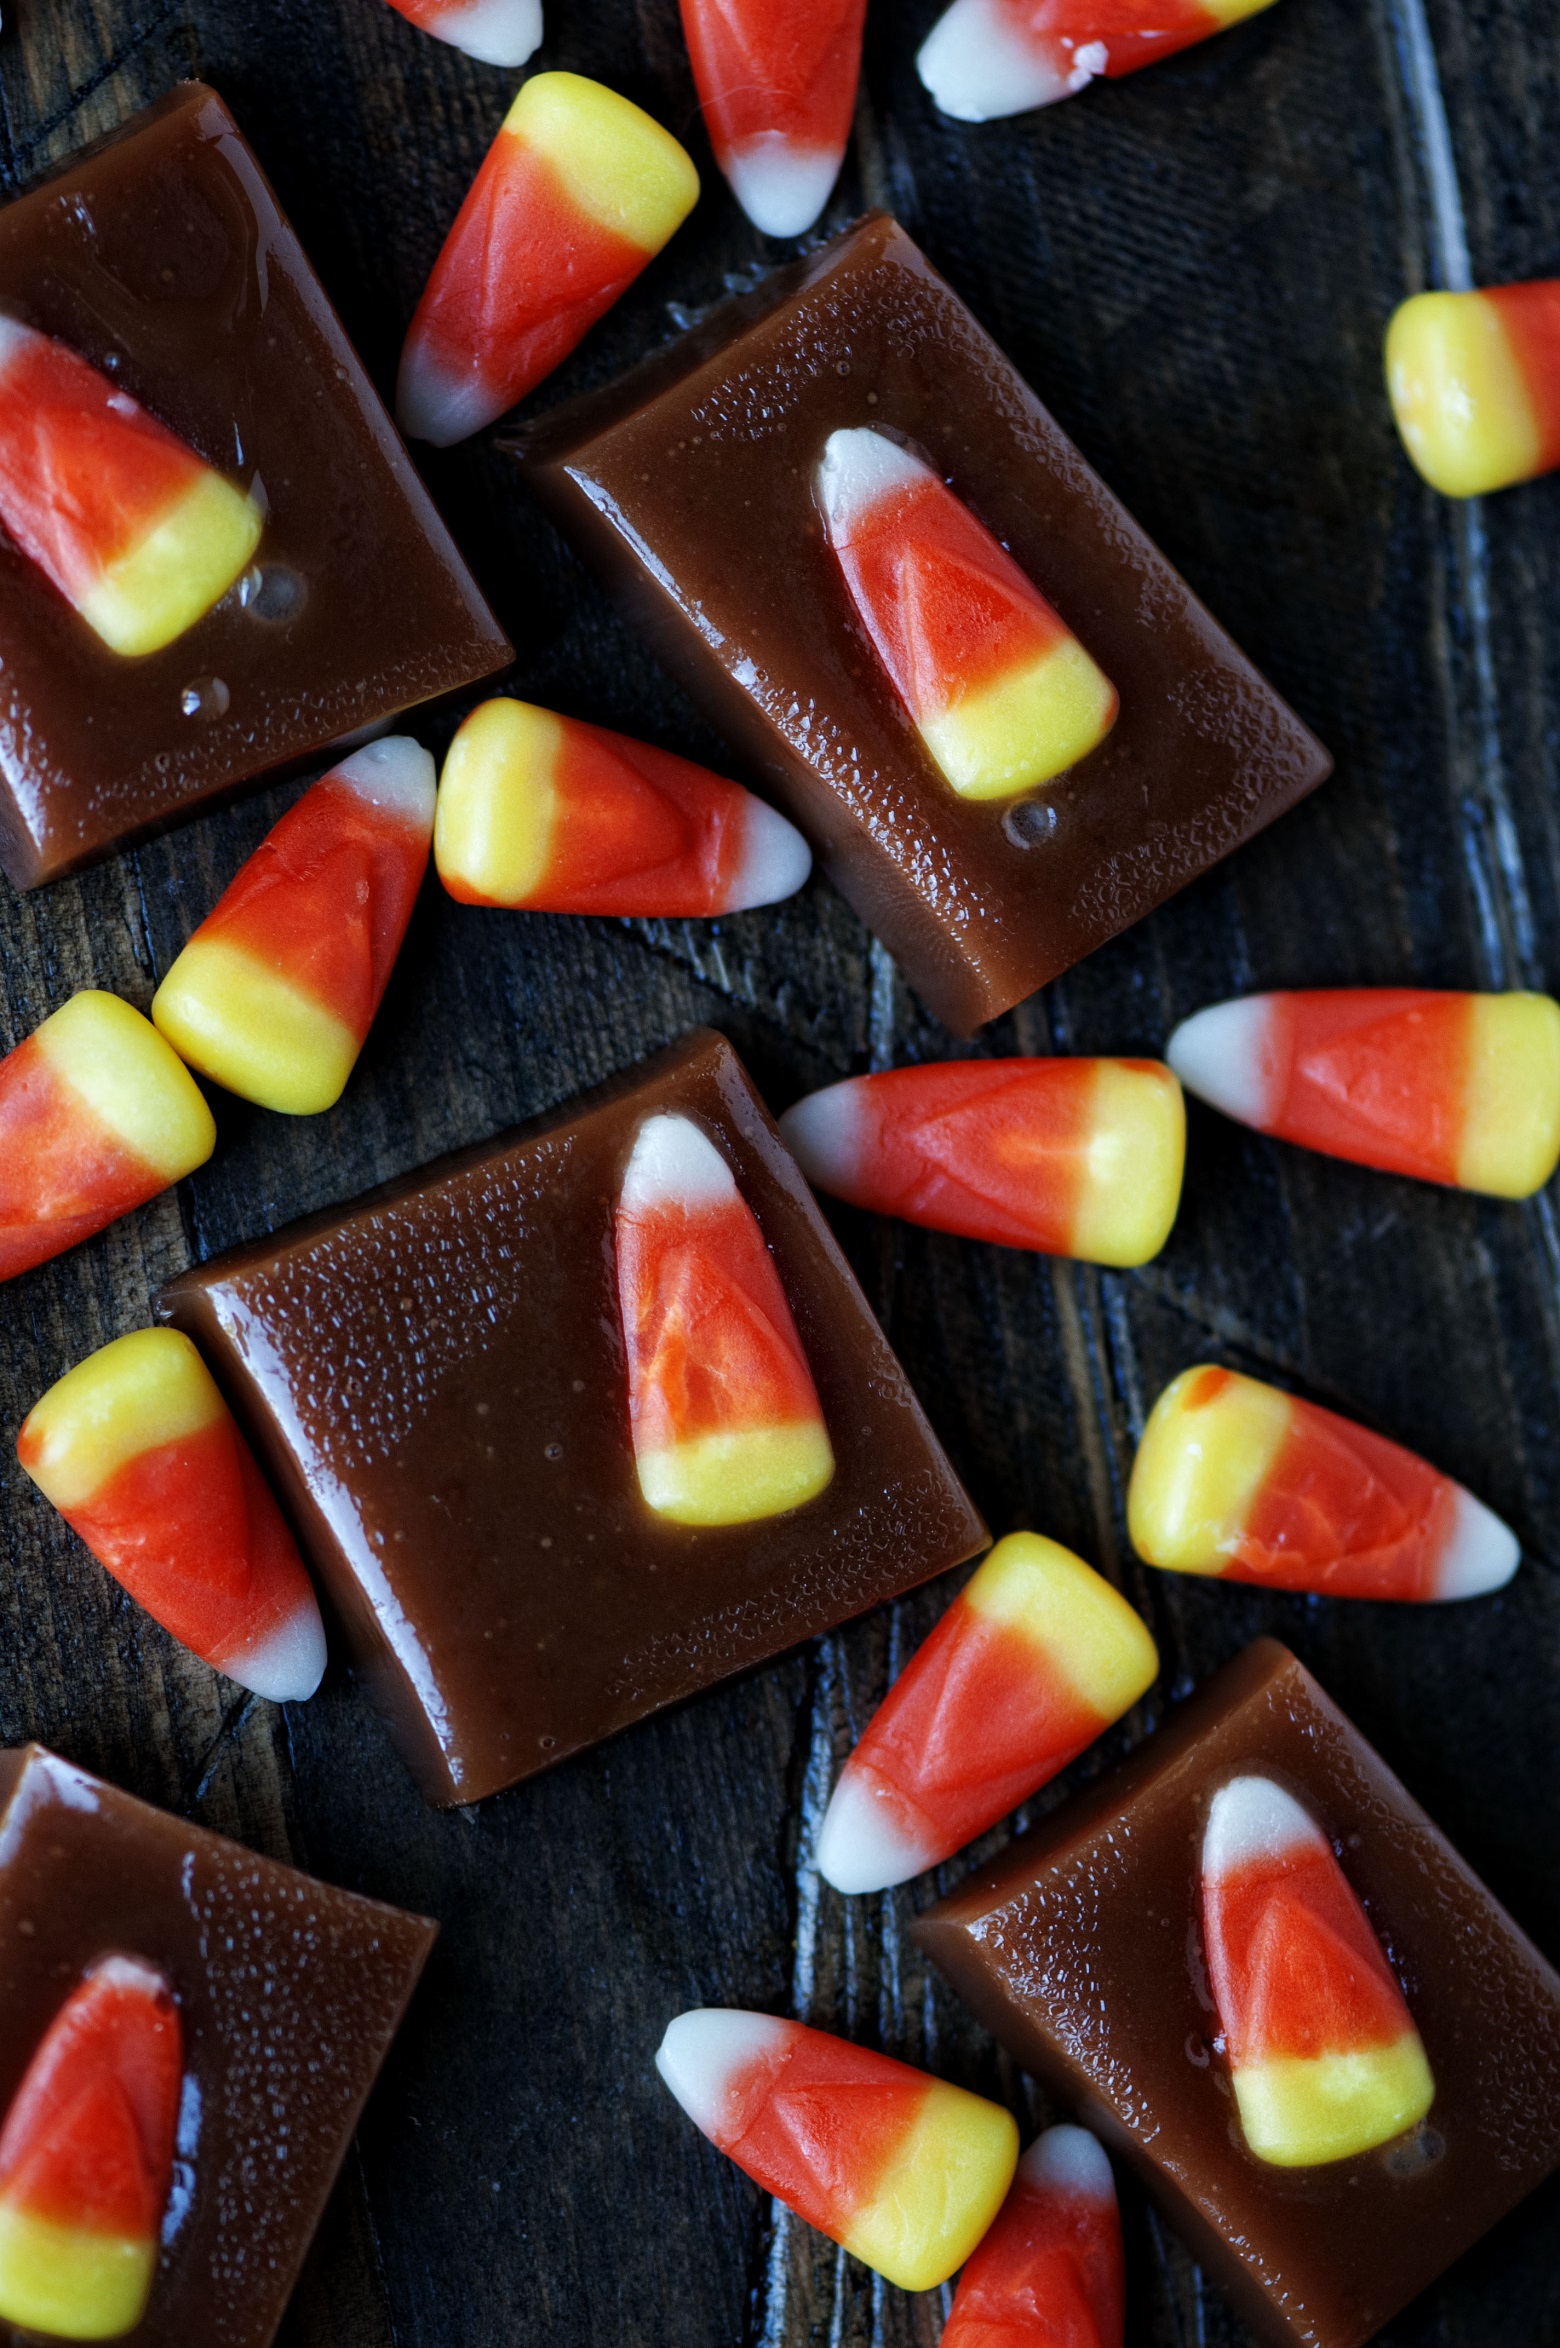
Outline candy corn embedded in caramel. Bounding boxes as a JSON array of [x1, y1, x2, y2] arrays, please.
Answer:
[[679, 0, 867, 236], [0, 991, 215, 1285], [1202, 1776, 1435, 2166], [1386, 282, 1560, 498], [817, 429, 1118, 802], [1128, 1365, 1519, 1602], [918, 0, 1279, 122], [816, 1533, 1158, 1893], [18, 1328, 326, 1702], [779, 1058, 1184, 1265], [942, 2124, 1125, 2348], [615, 1115, 834, 1525], [0, 1956, 182, 2341], [0, 315, 261, 657], [655, 2011, 1017, 2289], [152, 737, 435, 1116], [435, 697, 811, 914], [1168, 988, 1560, 1199], [397, 74, 699, 448], [382, 0, 540, 67]]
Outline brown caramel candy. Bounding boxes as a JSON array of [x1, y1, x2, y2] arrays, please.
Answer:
[[0, 82, 510, 890], [516, 213, 1331, 1033], [0, 1742, 435, 2346], [160, 1029, 988, 1805], [914, 1639, 1560, 2348]]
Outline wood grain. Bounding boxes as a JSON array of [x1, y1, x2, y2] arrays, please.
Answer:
[[1, 0, 1557, 2341]]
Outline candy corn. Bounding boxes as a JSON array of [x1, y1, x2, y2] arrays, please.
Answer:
[[397, 73, 699, 448], [655, 2011, 1018, 2289], [615, 1114, 834, 1525], [817, 429, 1118, 802], [18, 1328, 326, 1702], [1128, 1365, 1519, 1602], [817, 1534, 1158, 1893], [779, 1058, 1184, 1265], [678, 0, 867, 236], [1202, 1776, 1435, 2166], [0, 315, 261, 657], [152, 737, 435, 1116], [434, 696, 812, 914], [1167, 988, 1560, 1199], [1386, 281, 1560, 498], [917, 0, 1279, 123], [0, 991, 214, 1284], [0, 1956, 182, 2340], [382, 0, 541, 67], [942, 2124, 1125, 2348]]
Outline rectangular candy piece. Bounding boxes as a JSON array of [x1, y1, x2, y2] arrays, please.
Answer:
[[159, 1029, 988, 1804], [0, 1742, 435, 2348], [515, 213, 1331, 1034], [0, 82, 510, 892], [913, 1639, 1560, 2348]]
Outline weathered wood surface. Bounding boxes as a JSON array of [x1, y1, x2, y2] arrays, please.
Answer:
[[1, 0, 1558, 2342]]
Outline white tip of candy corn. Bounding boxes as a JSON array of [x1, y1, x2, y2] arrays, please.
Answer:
[[1204, 1776, 1318, 1878], [424, 0, 541, 66], [621, 1114, 737, 1215], [916, 0, 1085, 121], [778, 1082, 865, 1199], [396, 340, 504, 450], [1166, 997, 1279, 1130], [815, 1765, 932, 1894], [723, 138, 842, 239], [727, 796, 813, 910], [817, 427, 927, 535], [336, 735, 438, 832], [1019, 2123, 1115, 2201], [1435, 1486, 1520, 1599], [228, 1598, 328, 1704], [656, 2009, 789, 2139]]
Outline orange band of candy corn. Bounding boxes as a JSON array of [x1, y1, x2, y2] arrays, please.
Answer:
[[780, 1058, 1184, 1264], [1202, 1777, 1434, 2165], [656, 2011, 1018, 2288], [0, 1955, 181, 2340], [0, 992, 215, 1285], [1128, 1365, 1519, 1602], [0, 316, 260, 656], [18, 1328, 326, 1702]]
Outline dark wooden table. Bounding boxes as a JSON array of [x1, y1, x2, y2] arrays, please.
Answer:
[[1, 0, 1557, 2341]]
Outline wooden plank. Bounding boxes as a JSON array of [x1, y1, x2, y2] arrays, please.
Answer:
[[1, 0, 1557, 2340]]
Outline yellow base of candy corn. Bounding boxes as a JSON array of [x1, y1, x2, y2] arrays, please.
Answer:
[[0, 2204, 155, 2340], [510, 72, 700, 250], [1232, 2032, 1435, 2167], [967, 1532, 1159, 1718], [154, 937, 359, 1116], [36, 990, 215, 1183], [1071, 1061, 1186, 1266], [1127, 1366, 1292, 1575], [20, 1326, 224, 1512], [1203, 0, 1280, 24], [840, 2081, 1018, 2290], [435, 698, 560, 904], [1385, 292, 1543, 499], [1457, 993, 1560, 1197], [920, 635, 1117, 802], [76, 470, 262, 658], [635, 1419, 835, 1526]]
